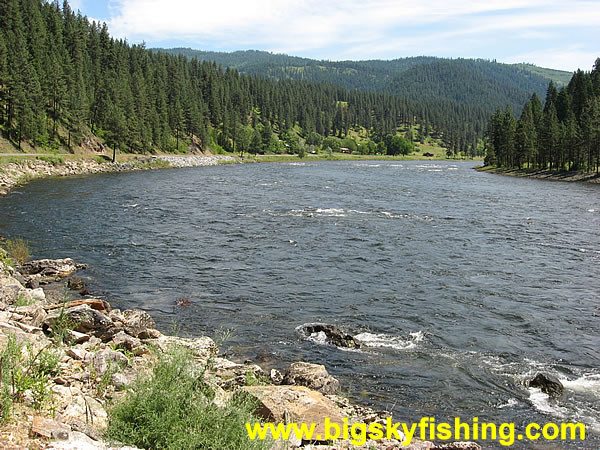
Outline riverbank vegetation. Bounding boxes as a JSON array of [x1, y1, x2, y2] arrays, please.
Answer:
[[484, 58, 600, 173]]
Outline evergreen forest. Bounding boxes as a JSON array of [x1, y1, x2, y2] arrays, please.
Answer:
[[0, 0, 585, 162], [485, 62, 600, 172]]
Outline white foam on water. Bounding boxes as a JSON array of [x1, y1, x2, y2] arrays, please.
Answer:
[[498, 398, 518, 409], [307, 331, 328, 345], [354, 330, 425, 350], [528, 388, 567, 417], [560, 374, 600, 397], [315, 208, 347, 217]]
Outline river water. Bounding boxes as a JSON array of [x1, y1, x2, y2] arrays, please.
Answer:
[[1, 160, 599, 447]]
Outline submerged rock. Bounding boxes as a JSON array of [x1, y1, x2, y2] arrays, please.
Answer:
[[529, 373, 564, 397], [297, 323, 361, 349]]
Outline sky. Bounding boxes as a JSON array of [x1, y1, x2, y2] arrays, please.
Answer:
[[68, 0, 600, 72]]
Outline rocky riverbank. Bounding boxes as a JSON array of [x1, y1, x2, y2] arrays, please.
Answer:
[[0, 250, 481, 449], [476, 165, 600, 183], [0, 155, 237, 196]]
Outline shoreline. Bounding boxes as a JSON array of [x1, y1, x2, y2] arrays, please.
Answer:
[[0, 154, 237, 196], [1, 152, 481, 197], [0, 253, 481, 449], [475, 165, 600, 184]]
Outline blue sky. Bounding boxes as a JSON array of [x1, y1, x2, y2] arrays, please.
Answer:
[[68, 0, 600, 72]]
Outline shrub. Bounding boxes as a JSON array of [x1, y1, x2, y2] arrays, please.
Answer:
[[0, 336, 61, 419], [106, 345, 269, 450], [3, 238, 30, 265]]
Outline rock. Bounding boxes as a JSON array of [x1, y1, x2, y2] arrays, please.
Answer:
[[432, 443, 482, 450], [44, 305, 114, 339], [67, 348, 89, 361], [25, 276, 40, 289], [147, 335, 217, 362], [529, 373, 564, 397], [112, 371, 138, 391], [62, 395, 108, 430], [0, 269, 25, 304], [270, 368, 284, 385], [214, 358, 265, 388], [121, 309, 155, 337], [137, 328, 162, 340], [13, 321, 44, 335], [46, 299, 110, 313], [19, 258, 87, 277], [66, 329, 91, 344], [110, 331, 142, 353], [66, 419, 104, 442], [297, 323, 361, 349], [28, 287, 46, 301], [92, 348, 129, 376], [67, 276, 87, 291], [30, 416, 70, 440], [240, 385, 344, 439], [283, 362, 340, 395]]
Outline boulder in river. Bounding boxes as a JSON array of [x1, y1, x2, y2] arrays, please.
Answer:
[[529, 373, 564, 397], [297, 323, 361, 349]]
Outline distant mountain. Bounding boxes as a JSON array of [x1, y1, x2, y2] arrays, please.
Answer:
[[155, 48, 570, 109]]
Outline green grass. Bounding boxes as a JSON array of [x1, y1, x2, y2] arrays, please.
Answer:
[[106, 345, 270, 450], [0, 335, 61, 421]]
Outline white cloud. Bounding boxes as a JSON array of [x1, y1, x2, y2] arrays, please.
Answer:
[[68, 0, 84, 11], [505, 46, 599, 73], [103, 0, 600, 69]]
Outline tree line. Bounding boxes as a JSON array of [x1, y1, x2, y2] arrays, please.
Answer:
[[485, 60, 600, 171], [1, 0, 466, 158]]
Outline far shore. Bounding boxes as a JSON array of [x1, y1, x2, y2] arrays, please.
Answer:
[[476, 165, 600, 184], [0, 151, 480, 196]]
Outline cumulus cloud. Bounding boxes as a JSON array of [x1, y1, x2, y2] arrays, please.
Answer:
[[102, 0, 600, 69]]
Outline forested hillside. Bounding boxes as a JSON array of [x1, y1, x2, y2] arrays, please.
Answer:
[[0, 0, 482, 157], [157, 48, 572, 152], [485, 60, 600, 171]]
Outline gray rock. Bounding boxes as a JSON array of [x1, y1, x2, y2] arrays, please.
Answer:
[[121, 309, 155, 337], [92, 348, 129, 376], [432, 443, 482, 450], [529, 373, 564, 397], [19, 258, 87, 277], [110, 331, 142, 353], [283, 361, 340, 395], [19, 258, 87, 278], [270, 368, 284, 385], [44, 305, 114, 340]]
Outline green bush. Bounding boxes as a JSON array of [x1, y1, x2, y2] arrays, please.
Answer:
[[106, 345, 269, 449], [0, 335, 61, 419]]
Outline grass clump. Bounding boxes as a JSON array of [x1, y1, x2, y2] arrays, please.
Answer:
[[0, 335, 61, 421], [48, 305, 79, 345], [0, 237, 30, 267], [106, 345, 269, 450]]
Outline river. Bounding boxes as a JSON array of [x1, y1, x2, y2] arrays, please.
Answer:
[[1, 160, 598, 447]]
